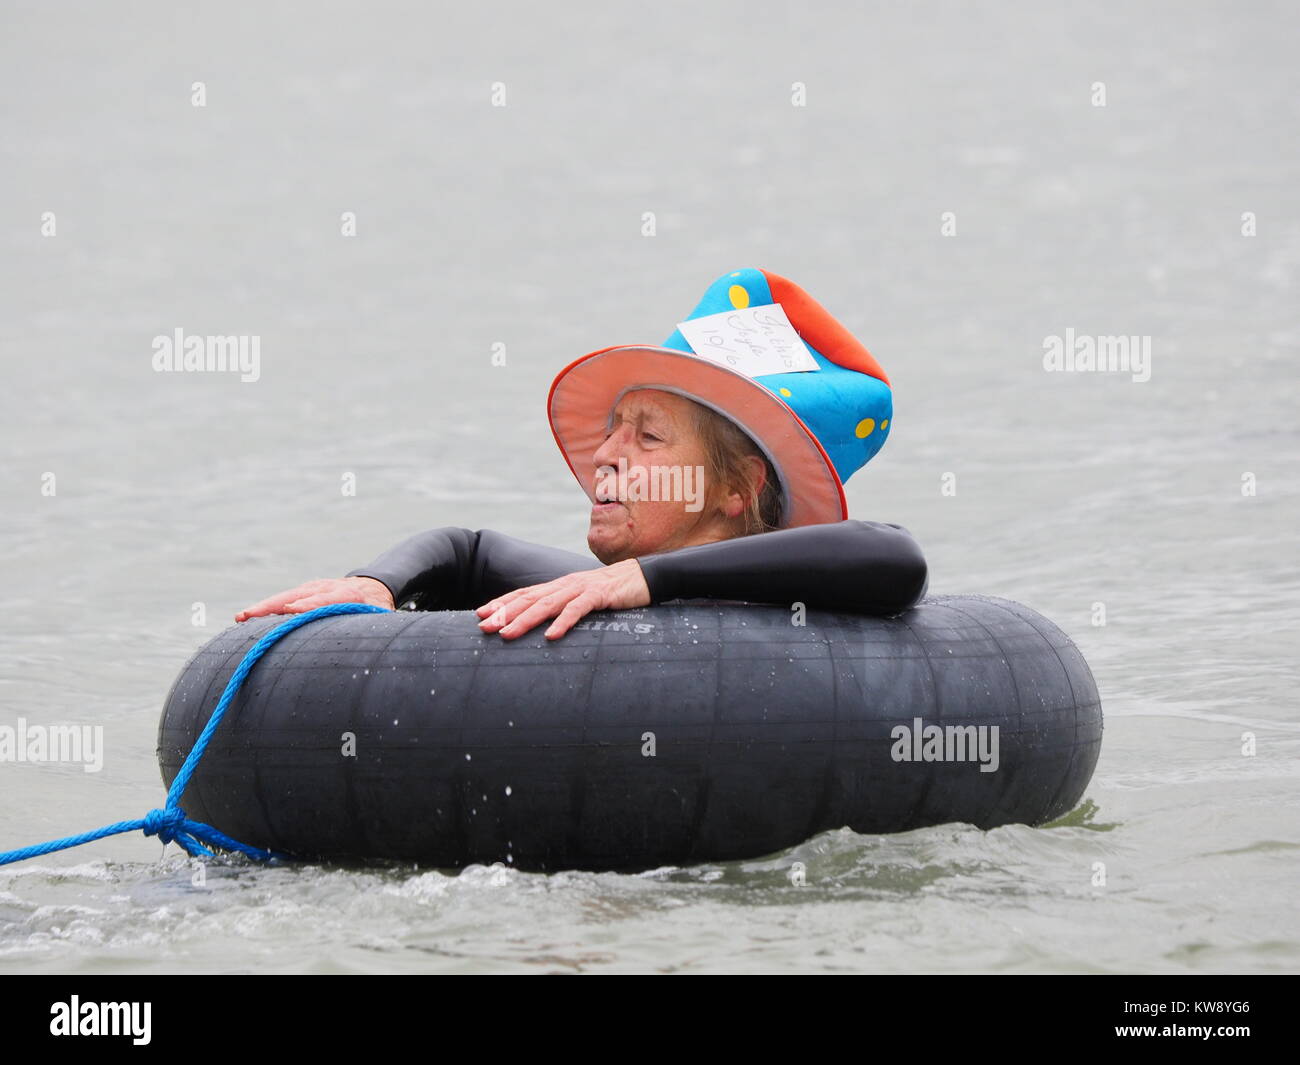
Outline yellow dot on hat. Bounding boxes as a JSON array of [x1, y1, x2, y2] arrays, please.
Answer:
[[855, 418, 875, 438], [779, 387, 792, 397], [881, 419, 889, 429], [728, 284, 750, 309]]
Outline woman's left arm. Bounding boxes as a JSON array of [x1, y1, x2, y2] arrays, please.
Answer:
[[477, 520, 928, 640], [637, 519, 929, 616]]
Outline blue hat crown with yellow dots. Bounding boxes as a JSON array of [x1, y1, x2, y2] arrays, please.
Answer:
[[659, 267, 892, 485]]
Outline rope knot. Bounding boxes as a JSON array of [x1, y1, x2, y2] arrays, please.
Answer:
[[142, 807, 186, 844]]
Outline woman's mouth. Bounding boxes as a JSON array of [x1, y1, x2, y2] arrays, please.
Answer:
[[591, 486, 627, 517]]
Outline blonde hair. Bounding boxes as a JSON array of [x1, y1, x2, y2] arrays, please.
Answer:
[[688, 401, 784, 535]]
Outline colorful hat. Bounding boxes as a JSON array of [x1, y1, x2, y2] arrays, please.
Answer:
[[547, 267, 893, 528]]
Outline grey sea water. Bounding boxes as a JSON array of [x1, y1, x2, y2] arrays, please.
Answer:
[[1, 1, 1297, 973]]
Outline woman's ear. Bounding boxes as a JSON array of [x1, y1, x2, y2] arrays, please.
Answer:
[[721, 455, 767, 520]]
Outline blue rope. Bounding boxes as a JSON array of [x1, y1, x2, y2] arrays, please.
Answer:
[[0, 602, 390, 867]]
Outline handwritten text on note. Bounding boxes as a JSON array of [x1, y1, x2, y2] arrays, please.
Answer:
[[675, 303, 819, 378]]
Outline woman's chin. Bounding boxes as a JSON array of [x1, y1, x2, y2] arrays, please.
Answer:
[[587, 520, 633, 564]]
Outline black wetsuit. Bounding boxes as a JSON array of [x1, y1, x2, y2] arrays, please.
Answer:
[[345, 520, 929, 616]]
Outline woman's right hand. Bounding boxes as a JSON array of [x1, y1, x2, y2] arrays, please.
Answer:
[[234, 576, 395, 622]]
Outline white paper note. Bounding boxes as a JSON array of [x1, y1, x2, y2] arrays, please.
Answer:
[[675, 303, 819, 377]]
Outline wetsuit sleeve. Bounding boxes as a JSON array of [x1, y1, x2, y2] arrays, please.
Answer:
[[345, 527, 594, 610], [635, 520, 929, 616]]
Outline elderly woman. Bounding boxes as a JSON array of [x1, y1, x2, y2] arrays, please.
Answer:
[[236, 268, 928, 639]]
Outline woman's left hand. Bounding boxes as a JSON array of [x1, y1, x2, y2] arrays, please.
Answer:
[[475, 559, 651, 640]]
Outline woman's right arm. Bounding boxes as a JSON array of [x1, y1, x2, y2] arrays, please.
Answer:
[[235, 528, 594, 620]]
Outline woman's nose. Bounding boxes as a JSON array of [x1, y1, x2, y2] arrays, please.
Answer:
[[592, 424, 629, 468]]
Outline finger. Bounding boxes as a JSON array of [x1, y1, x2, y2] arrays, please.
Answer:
[[476, 580, 562, 618], [496, 592, 575, 640], [237, 600, 293, 621], [281, 594, 339, 613], [290, 591, 378, 612], [478, 587, 551, 631], [475, 592, 523, 619], [475, 588, 526, 617], [236, 583, 319, 621], [237, 603, 293, 620], [544, 596, 597, 640]]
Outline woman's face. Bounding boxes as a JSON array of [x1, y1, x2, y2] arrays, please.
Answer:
[[587, 389, 738, 564]]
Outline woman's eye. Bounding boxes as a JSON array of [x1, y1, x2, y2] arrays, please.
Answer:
[[642, 432, 662, 443]]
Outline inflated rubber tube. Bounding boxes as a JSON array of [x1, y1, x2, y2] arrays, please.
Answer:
[[157, 595, 1102, 872]]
